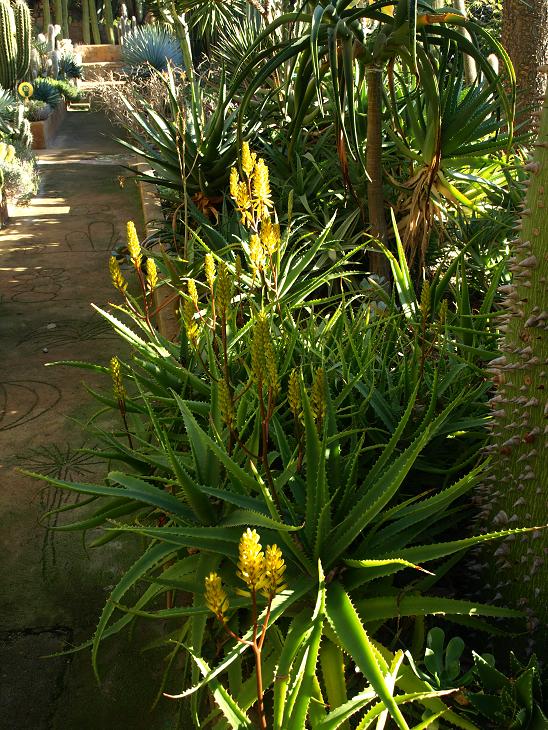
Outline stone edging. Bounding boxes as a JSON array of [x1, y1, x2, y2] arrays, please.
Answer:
[[31, 101, 67, 150], [136, 169, 180, 341]]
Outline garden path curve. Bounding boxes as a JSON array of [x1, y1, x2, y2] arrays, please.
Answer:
[[0, 111, 176, 729]]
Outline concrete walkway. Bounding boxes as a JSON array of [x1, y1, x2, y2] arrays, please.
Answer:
[[0, 112, 177, 729]]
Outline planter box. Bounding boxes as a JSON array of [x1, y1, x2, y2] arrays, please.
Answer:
[[75, 44, 121, 63], [30, 101, 67, 150]]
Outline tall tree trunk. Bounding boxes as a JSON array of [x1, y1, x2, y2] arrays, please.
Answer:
[[502, 0, 548, 125], [366, 68, 391, 281], [476, 78, 547, 658]]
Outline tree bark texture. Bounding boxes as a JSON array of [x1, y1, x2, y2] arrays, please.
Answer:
[[366, 68, 391, 281], [502, 0, 548, 122]]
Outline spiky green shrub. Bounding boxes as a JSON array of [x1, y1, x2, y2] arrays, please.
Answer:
[[121, 24, 184, 74], [25, 99, 51, 121]]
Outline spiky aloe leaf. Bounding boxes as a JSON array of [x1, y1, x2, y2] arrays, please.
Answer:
[[326, 581, 410, 730], [285, 561, 326, 729]]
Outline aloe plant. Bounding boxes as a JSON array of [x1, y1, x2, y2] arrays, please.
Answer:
[[27, 192, 537, 727]]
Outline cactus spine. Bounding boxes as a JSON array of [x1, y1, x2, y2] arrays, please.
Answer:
[[88, 0, 101, 45], [103, 0, 114, 44], [478, 80, 548, 656], [0, 0, 17, 89], [14, 0, 31, 80]]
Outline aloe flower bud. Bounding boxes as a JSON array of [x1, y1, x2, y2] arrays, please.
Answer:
[[204, 572, 229, 619]]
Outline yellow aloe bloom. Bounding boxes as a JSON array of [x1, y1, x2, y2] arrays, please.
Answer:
[[110, 356, 125, 401], [204, 572, 229, 619], [235, 181, 254, 227], [126, 221, 142, 267], [146, 258, 158, 292], [229, 167, 239, 199], [310, 368, 325, 426], [237, 528, 266, 593], [288, 369, 301, 421], [262, 544, 286, 599], [109, 256, 127, 293], [205, 253, 216, 290], [241, 141, 256, 178], [260, 217, 280, 256], [251, 311, 279, 395], [216, 261, 232, 317], [183, 298, 200, 344], [187, 279, 199, 306], [252, 158, 273, 219], [249, 233, 265, 275]]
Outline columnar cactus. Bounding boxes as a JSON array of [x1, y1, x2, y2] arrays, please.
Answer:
[[53, 0, 62, 30], [477, 80, 548, 656], [103, 0, 115, 44], [14, 0, 31, 81], [42, 0, 50, 32], [0, 0, 17, 89], [46, 23, 60, 52], [81, 0, 90, 45], [88, 0, 101, 45], [50, 48, 60, 78], [61, 0, 69, 39]]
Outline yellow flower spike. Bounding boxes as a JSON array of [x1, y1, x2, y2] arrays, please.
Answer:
[[237, 528, 266, 593], [216, 261, 232, 317], [310, 368, 325, 426], [235, 181, 253, 227], [109, 256, 128, 293], [251, 311, 279, 395], [229, 166, 239, 200], [204, 253, 216, 290], [187, 279, 199, 306], [183, 298, 199, 344], [110, 356, 125, 401], [249, 233, 265, 275], [288, 369, 301, 421], [146, 258, 158, 292], [241, 141, 256, 178], [262, 545, 286, 599], [126, 221, 142, 267], [260, 217, 280, 256], [252, 158, 273, 220], [204, 572, 229, 619]]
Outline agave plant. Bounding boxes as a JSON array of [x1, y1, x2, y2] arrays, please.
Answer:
[[121, 24, 184, 75]]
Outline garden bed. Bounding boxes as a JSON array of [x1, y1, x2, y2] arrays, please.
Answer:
[[30, 102, 67, 150]]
